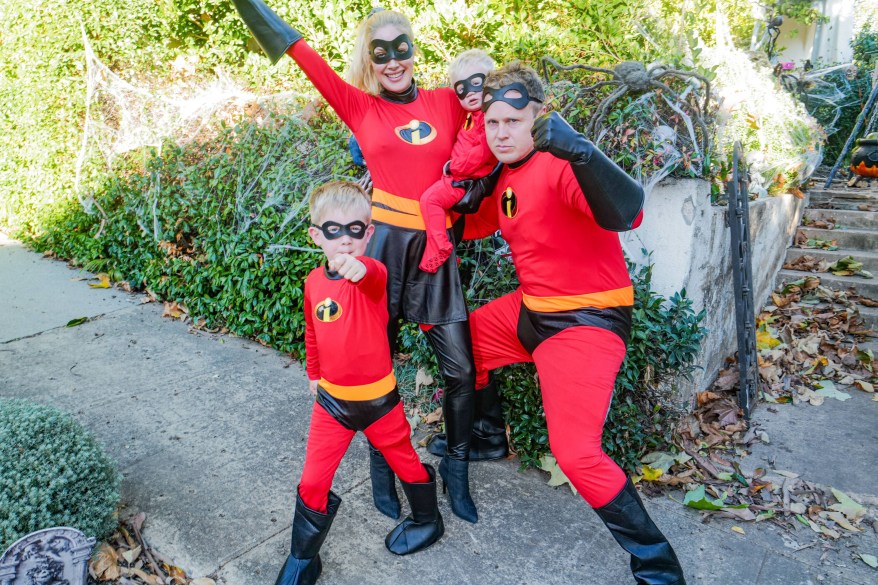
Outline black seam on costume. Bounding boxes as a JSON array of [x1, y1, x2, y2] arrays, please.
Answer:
[[508, 150, 538, 169], [371, 201, 419, 217], [516, 302, 632, 354], [379, 81, 418, 104]]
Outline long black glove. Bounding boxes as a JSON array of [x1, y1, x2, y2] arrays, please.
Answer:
[[450, 163, 504, 214], [532, 112, 643, 231], [232, 0, 303, 65]]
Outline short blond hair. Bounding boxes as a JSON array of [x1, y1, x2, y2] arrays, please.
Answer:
[[346, 10, 416, 96], [309, 181, 372, 225], [484, 61, 545, 115], [448, 49, 495, 84]]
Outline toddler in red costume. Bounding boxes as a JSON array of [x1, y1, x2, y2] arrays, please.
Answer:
[[418, 49, 498, 273], [277, 181, 443, 585]]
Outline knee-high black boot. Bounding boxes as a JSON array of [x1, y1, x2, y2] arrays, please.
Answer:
[[368, 443, 400, 519], [385, 464, 445, 555], [424, 322, 478, 523], [427, 377, 509, 461], [594, 479, 686, 585], [275, 490, 341, 585]]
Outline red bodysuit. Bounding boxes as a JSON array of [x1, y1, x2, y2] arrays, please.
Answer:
[[418, 110, 498, 272], [299, 256, 427, 512], [469, 150, 638, 508]]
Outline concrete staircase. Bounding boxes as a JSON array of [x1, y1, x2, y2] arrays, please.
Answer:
[[776, 170, 878, 332]]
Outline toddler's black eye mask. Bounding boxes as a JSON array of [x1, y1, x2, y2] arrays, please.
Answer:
[[454, 73, 486, 99]]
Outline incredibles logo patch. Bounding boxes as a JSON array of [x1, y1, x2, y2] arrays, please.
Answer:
[[463, 113, 474, 131], [315, 297, 342, 323], [395, 119, 437, 145], [501, 187, 518, 218]]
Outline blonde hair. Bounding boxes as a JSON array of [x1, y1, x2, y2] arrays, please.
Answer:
[[346, 10, 416, 95], [448, 49, 495, 84], [309, 181, 372, 225], [484, 61, 546, 115]]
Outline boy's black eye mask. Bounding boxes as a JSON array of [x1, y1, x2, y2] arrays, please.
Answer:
[[481, 82, 543, 112], [311, 220, 368, 240], [454, 73, 486, 99], [369, 34, 414, 64]]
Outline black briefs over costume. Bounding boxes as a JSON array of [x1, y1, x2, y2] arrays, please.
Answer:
[[316, 387, 402, 432], [516, 304, 633, 355]]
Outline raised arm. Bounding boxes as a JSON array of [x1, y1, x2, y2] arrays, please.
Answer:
[[532, 112, 643, 231], [232, 0, 370, 130]]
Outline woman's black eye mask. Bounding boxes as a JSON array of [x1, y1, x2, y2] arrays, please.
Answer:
[[454, 73, 486, 99], [311, 220, 368, 240], [369, 34, 414, 64]]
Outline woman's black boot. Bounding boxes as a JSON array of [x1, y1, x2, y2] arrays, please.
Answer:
[[385, 464, 445, 555], [428, 378, 508, 461], [437, 456, 478, 523], [593, 479, 686, 585], [275, 490, 341, 585], [368, 443, 400, 519]]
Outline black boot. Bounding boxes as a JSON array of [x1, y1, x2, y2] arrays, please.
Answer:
[[369, 443, 400, 519], [275, 490, 341, 585], [593, 479, 686, 585], [428, 378, 508, 461], [385, 464, 445, 555], [437, 456, 478, 523]]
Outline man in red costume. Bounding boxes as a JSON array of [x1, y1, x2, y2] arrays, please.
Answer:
[[467, 61, 687, 585]]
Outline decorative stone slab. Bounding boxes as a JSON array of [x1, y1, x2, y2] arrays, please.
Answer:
[[0, 527, 95, 585]]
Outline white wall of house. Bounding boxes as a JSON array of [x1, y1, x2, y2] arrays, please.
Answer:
[[776, 0, 856, 65], [622, 180, 805, 400]]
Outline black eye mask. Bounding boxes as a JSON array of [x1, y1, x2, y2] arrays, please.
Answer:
[[311, 220, 368, 240], [481, 82, 543, 112], [454, 73, 486, 99], [369, 34, 414, 64]]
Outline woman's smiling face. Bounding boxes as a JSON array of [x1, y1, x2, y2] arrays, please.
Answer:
[[370, 25, 414, 93]]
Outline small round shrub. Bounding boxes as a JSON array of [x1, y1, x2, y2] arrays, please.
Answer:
[[0, 399, 121, 551]]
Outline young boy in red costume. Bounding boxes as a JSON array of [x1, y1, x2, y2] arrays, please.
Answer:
[[466, 63, 687, 585], [278, 181, 443, 585], [418, 49, 497, 273]]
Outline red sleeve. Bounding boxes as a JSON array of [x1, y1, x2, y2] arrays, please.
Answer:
[[303, 275, 320, 380], [461, 193, 500, 240], [352, 256, 388, 303], [287, 41, 371, 132], [449, 116, 495, 178]]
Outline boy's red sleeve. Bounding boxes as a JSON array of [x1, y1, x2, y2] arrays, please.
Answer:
[[303, 276, 320, 380], [287, 41, 371, 132], [449, 125, 496, 178], [353, 256, 388, 303]]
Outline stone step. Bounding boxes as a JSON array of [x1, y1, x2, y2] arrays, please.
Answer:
[[775, 268, 878, 302], [807, 188, 878, 210], [803, 208, 878, 229], [795, 226, 878, 251], [784, 247, 878, 273]]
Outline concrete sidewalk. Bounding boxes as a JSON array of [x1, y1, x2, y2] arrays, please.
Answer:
[[1, 233, 875, 585]]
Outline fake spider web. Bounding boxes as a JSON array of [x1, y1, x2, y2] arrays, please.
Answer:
[[75, 30, 340, 255]]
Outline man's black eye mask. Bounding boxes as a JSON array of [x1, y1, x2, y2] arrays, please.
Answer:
[[482, 82, 543, 112]]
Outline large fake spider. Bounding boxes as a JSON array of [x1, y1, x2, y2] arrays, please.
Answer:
[[540, 57, 712, 149]]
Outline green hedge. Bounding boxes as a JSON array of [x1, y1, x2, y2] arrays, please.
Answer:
[[0, 399, 121, 550]]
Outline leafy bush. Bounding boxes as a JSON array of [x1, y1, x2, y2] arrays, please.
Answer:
[[0, 399, 121, 550]]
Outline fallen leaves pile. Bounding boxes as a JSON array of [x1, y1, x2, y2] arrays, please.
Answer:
[[90, 512, 216, 585], [635, 276, 877, 568]]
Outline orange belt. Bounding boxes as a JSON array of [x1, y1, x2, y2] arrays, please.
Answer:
[[522, 286, 634, 312], [318, 371, 397, 401], [371, 188, 453, 231]]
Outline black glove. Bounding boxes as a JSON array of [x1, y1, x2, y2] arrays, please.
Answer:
[[532, 112, 644, 232], [233, 0, 303, 65], [451, 163, 504, 214]]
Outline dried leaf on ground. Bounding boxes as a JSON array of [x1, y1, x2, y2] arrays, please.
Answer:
[[162, 301, 188, 319], [89, 273, 112, 288]]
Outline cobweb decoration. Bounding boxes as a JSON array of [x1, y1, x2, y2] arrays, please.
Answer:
[[540, 57, 715, 198], [74, 28, 339, 254]]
